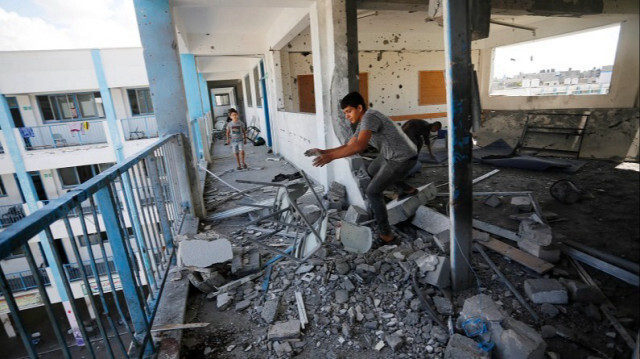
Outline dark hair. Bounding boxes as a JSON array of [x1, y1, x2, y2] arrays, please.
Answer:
[[228, 108, 238, 114], [340, 92, 367, 110], [432, 121, 442, 129]]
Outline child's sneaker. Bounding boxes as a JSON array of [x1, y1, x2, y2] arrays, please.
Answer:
[[242, 163, 248, 169]]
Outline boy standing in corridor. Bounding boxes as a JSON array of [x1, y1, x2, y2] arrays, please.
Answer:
[[225, 108, 248, 170]]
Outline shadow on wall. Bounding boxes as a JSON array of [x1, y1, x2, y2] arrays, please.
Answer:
[[475, 109, 639, 161]]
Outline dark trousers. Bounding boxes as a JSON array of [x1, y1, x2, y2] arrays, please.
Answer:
[[365, 155, 417, 235]]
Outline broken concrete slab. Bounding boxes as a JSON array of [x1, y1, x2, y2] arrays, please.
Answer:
[[344, 205, 369, 224], [415, 253, 440, 273], [444, 333, 490, 359], [492, 317, 546, 359], [511, 196, 533, 212], [187, 271, 227, 293], [433, 296, 454, 315], [261, 298, 280, 324], [517, 238, 561, 263], [338, 221, 372, 253], [385, 334, 404, 351], [461, 294, 506, 323], [424, 256, 451, 288], [433, 229, 450, 254], [217, 292, 232, 310], [562, 279, 605, 303], [411, 206, 450, 234], [301, 204, 322, 224], [231, 248, 262, 276], [524, 279, 568, 304], [387, 184, 437, 225], [518, 220, 553, 246], [267, 320, 301, 341], [179, 238, 233, 268], [483, 195, 502, 208]]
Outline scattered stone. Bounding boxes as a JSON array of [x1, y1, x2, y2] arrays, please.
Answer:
[[339, 221, 372, 253], [493, 317, 546, 359], [273, 341, 292, 357], [386, 334, 404, 351], [262, 298, 280, 324], [540, 325, 556, 338], [524, 279, 568, 304], [444, 333, 490, 359], [563, 280, 605, 303], [433, 230, 450, 254], [415, 254, 439, 273], [424, 256, 451, 288], [235, 299, 252, 311], [268, 320, 301, 341], [511, 196, 532, 211], [335, 261, 350, 275], [483, 195, 502, 208], [188, 271, 226, 293], [540, 303, 559, 318], [517, 239, 561, 263], [430, 326, 449, 343], [179, 238, 233, 268], [295, 264, 315, 274], [335, 290, 349, 304], [433, 296, 454, 315], [204, 347, 212, 355], [374, 341, 385, 351], [302, 204, 322, 224], [582, 303, 602, 321], [518, 220, 553, 246]]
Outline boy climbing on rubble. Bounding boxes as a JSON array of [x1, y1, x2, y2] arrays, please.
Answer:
[[226, 108, 248, 170], [306, 92, 418, 246]]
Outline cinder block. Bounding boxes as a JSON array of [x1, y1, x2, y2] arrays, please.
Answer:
[[444, 334, 490, 359], [524, 279, 568, 304], [261, 297, 280, 324], [344, 205, 369, 224], [411, 206, 450, 234], [217, 292, 232, 310], [493, 317, 546, 359], [517, 239, 560, 263], [433, 230, 450, 254], [511, 196, 532, 212], [425, 256, 450, 288], [563, 280, 605, 303], [267, 320, 301, 341]]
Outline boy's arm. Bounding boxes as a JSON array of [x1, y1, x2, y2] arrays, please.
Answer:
[[242, 125, 247, 143], [312, 131, 371, 167], [226, 126, 230, 143]]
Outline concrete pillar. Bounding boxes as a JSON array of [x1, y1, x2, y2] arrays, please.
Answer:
[[84, 296, 97, 320], [0, 95, 85, 345], [309, 0, 365, 207], [1, 313, 16, 338], [133, 0, 205, 218]]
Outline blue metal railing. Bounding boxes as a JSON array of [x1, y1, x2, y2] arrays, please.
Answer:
[[0, 203, 26, 229], [121, 116, 159, 140], [4, 268, 51, 293], [20, 121, 108, 150], [0, 134, 189, 358]]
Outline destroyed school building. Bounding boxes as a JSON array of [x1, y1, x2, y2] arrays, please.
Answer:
[[0, 0, 638, 359]]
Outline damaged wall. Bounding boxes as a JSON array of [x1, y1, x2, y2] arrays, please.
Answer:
[[476, 108, 640, 161]]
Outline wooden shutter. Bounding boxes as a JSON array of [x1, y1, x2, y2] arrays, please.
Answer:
[[359, 72, 369, 106], [298, 74, 316, 113], [419, 70, 447, 105]]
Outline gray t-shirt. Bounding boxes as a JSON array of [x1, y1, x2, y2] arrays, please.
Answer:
[[228, 121, 245, 142], [354, 109, 417, 161]]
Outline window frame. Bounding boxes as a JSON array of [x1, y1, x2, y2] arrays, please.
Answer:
[[244, 74, 253, 108], [214, 94, 231, 106], [0, 176, 7, 197], [253, 66, 263, 108], [37, 92, 105, 122], [127, 88, 154, 116]]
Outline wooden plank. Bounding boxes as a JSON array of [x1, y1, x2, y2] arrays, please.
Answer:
[[359, 72, 369, 106], [389, 112, 447, 122], [478, 238, 554, 274], [151, 322, 210, 332], [472, 219, 521, 242], [419, 70, 447, 105]]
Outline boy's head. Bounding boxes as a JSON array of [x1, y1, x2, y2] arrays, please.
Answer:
[[431, 121, 442, 132], [340, 92, 367, 124], [228, 108, 239, 121]]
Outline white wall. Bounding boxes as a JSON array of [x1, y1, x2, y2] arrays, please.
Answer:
[[101, 48, 149, 88], [0, 173, 22, 206], [272, 111, 325, 181]]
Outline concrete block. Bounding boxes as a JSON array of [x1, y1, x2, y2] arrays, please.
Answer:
[[433, 296, 454, 315], [301, 204, 322, 224], [524, 279, 568, 304], [267, 320, 301, 341], [483, 195, 502, 208], [473, 230, 490, 242], [338, 221, 372, 253], [232, 248, 262, 276], [217, 292, 232, 310], [386, 184, 437, 225], [433, 230, 450, 254], [187, 271, 226, 293], [563, 280, 605, 303], [344, 205, 369, 224], [444, 333, 490, 359], [179, 238, 233, 268], [387, 202, 410, 225], [415, 254, 439, 273], [518, 220, 553, 246], [329, 181, 346, 198], [335, 289, 349, 304], [425, 256, 451, 288], [511, 196, 532, 211], [493, 317, 546, 359], [411, 206, 450, 234], [416, 183, 438, 204], [385, 334, 404, 351], [517, 238, 561, 263], [461, 294, 506, 323], [261, 298, 280, 324], [235, 299, 251, 311]]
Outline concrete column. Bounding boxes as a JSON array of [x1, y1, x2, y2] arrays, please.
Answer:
[[309, 0, 365, 207], [1, 313, 16, 338], [0, 95, 85, 345], [133, 0, 205, 218], [84, 296, 97, 320]]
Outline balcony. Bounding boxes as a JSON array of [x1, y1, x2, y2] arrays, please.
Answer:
[[121, 116, 159, 141], [4, 268, 50, 293], [18, 121, 108, 151], [0, 204, 25, 229]]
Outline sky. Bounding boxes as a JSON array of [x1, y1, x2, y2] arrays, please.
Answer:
[[0, 0, 140, 51], [492, 24, 621, 79]]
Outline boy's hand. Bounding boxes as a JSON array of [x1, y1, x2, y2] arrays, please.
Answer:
[[304, 148, 322, 157], [312, 153, 334, 167]]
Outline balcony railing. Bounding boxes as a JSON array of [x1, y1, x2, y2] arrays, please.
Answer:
[[0, 134, 189, 358], [121, 116, 159, 140], [4, 268, 50, 293], [0, 203, 26, 229], [19, 121, 108, 150]]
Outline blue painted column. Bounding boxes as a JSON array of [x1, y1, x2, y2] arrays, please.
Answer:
[[91, 49, 156, 287], [180, 54, 204, 159], [0, 95, 85, 345], [443, 0, 474, 291], [132, 0, 205, 218], [198, 73, 211, 115], [259, 60, 273, 147]]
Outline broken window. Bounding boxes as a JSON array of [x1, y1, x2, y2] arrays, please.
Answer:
[[244, 74, 253, 107], [254, 65, 263, 108], [490, 24, 621, 97], [127, 88, 154, 115], [214, 94, 230, 106]]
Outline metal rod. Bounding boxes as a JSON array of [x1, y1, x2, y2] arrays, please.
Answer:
[[139, 159, 167, 274], [475, 244, 539, 322], [62, 216, 115, 358], [198, 163, 251, 196], [0, 267, 38, 358], [562, 245, 639, 287], [564, 239, 639, 275], [300, 170, 326, 214], [489, 19, 536, 34]]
